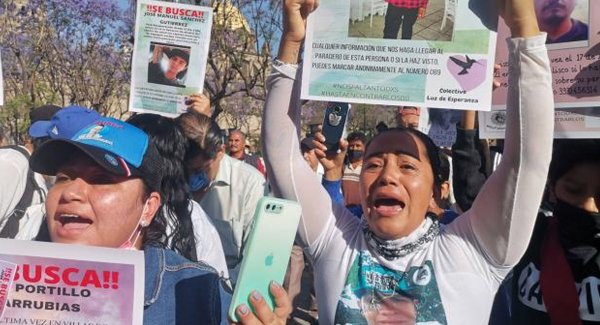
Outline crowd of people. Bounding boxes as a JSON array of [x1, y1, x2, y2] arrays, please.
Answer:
[[1, 0, 599, 324]]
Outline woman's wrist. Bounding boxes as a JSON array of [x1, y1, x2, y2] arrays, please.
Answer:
[[277, 37, 303, 64]]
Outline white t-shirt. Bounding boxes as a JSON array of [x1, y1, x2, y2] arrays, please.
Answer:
[[263, 34, 554, 324], [189, 200, 230, 280]]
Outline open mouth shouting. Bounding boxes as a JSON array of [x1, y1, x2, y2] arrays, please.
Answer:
[[55, 213, 93, 237], [372, 197, 406, 217]]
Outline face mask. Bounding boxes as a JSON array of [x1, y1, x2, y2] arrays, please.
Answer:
[[554, 199, 600, 248], [119, 201, 149, 250], [347, 149, 364, 162], [188, 170, 212, 192]]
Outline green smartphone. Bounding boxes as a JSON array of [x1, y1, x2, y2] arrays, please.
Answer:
[[228, 197, 302, 322]]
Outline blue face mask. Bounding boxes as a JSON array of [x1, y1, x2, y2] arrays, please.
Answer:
[[188, 170, 211, 192]]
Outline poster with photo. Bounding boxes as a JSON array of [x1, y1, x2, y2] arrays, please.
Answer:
[[0, 239, 144, 325], [302, 0, 498, 110], [129, 0, 213, 117], [493, 0, 600, 109], [479, 107, 600, 139]]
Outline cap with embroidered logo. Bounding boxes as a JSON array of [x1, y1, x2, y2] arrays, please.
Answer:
[[30, 117, 162, 191]]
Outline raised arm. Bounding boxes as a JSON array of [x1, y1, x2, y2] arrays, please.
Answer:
[[466, 0, 553, 266], [262, 0, 337, 246]]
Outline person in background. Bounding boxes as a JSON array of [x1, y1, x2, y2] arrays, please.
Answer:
[[127, 113, 229, 280], [177, 111, 266, 284], [228, 129, 266, 177], [0, 104, 62, 238], [342, 131, 367, 210], [396, 106, 422, 129], [508, 139, 600, 324]]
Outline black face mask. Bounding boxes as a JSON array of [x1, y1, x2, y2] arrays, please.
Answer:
[[554, 199, 600, 248], [347, 149, 364, 162]]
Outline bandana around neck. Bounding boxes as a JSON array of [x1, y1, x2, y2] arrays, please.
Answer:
[[362, 214, 440, 261]]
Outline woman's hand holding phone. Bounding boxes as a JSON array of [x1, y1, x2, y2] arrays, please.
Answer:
[[230, 281, 292, 325]]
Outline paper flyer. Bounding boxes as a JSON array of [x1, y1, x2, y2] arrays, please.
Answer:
[[0, 260, 17, 319], [493, 0, 600, 109], [479, 107, 600, 139], [0, 239, 144, 325], [301, 0, 498, 110], [129, 0, 213, 117]]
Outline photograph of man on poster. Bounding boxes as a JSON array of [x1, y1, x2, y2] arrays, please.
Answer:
[[147, 43, 190, 88], [534, 0, 589, 46]]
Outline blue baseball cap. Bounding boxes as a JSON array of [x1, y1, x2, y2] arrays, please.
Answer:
[[28, 105, 101, 139], [30, 117, 162, 190]]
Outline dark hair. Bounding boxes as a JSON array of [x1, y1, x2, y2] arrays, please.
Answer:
[[32, 136, 50, 151], [549, 139, 600, 186], [365, 127, 444, 188], [176, 111, 223, 161], [347, 131, 367, 144], [127, 113, 197, 260]]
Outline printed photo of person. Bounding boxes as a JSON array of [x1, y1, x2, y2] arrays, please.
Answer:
[[360, 292, 418, 325], [534, 0, 589, 47], [348, 0, 453, 41], [147, 42, 191, 88]]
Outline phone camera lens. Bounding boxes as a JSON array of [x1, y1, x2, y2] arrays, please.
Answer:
[[333, 106, 341, 113], [266, 204, 271, 210]]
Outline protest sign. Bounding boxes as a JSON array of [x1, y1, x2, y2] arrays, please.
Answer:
[[301, 0, 498, 110], [479, 107, 600, 139], [493, 0, 600, 109], [0, 239, 144, 325], [0, 260, 17, 319], [129, 0, 213, 117]]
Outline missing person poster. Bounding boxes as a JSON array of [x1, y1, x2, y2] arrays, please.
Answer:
[[129, 0, 213, 117], [301, 0, 498, 110], [0, 260, 17, 319], [493, 0, 600, 109], [479, 107, 600, 139], [0, 239, 144, 324]]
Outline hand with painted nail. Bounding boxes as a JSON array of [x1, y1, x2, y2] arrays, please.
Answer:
[[230, 281, 292, 325], [186, 93, 211, 117]]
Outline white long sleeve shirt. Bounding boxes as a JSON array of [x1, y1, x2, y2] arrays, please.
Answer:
[[262, 34, 554, 324]]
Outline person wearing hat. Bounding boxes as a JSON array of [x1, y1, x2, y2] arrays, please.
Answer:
[[28, 116, 291, 324], [148, 44, 190, 88], [0, 104, 61, 239]]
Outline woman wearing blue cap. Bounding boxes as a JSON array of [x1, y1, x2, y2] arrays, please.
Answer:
[[29, 117, 290, 324]]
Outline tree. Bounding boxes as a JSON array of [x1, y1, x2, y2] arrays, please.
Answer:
[[0, 0, 133, 143]]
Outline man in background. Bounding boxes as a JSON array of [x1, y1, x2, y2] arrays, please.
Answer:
[[228, 129, 266, 177]]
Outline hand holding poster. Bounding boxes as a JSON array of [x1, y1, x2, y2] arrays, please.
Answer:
[[129, 0, 213, 117], [301, 0, 498, 110], [493, 0, 600, 108], [0, 239, 144, 324]]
